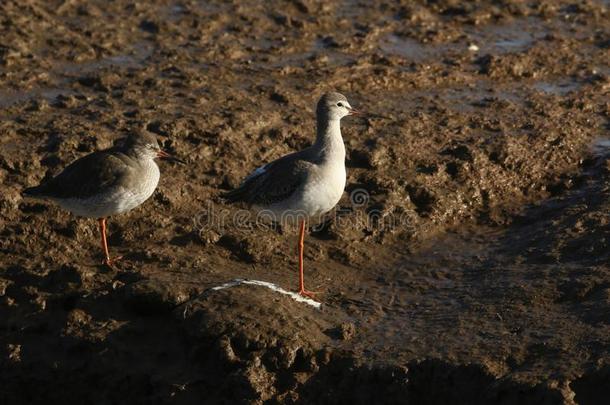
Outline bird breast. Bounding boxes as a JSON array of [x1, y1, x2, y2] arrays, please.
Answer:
[[114, 158, 160, 213], [310, 161, 346, 211], [292, 159, 346, 220], [56, 159, 160, 218]]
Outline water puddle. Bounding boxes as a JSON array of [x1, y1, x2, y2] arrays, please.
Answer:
[[474, 26, 536, 54], [254, 37, 355, 71], [447, 86, 523, 111], [58, 42, 153, 76], [0, 88, 77, 109], [396, 81, 525, 115], [591, 138, 610, 157], [0, 42, 154, 109], [532, 79, 581, 95], [466, 17, 549, 55], [381, 17, 548, 63], [195, 0, 231, 14], [166, 4, 187, 22], [379, 35, 451, 63], [532, 81, 577, 95]]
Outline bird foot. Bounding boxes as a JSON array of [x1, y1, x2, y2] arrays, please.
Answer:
[[102, 256, 123, 268], [298, 289, 317, 300]]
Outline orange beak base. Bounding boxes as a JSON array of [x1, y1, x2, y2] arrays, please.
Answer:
[[157, 149, 186, 164]]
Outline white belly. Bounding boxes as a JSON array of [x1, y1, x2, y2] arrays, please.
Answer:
[[299, 165, 346, 216], [263, 162, 346, 223]]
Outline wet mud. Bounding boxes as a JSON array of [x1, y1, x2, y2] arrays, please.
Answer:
[[1, 0, 609, 404]]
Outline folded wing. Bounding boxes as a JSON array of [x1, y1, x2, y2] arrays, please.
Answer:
[[222, 151, 314, 207], [23, 151, 132, 200]]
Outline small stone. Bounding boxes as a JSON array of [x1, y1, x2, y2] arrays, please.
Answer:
[[339, 322, 356, 340], [6, 344, 21, 363]]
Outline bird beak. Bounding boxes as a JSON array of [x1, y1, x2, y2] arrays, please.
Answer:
[[157, 149, 186, 164], [348, 107, 364, 116]]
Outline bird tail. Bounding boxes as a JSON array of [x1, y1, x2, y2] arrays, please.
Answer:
[[22, 185, 47, 199], [221, 187, 248, 204]]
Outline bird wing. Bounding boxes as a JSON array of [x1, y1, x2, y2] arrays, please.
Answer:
[[223, 150, 315, 206], [26, 150, 133, 200]]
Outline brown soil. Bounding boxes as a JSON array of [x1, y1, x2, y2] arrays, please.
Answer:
[[1, 0, 609, 404]]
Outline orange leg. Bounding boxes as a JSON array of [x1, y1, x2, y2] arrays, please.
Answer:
[[98, 218, 122, 267], [297, 219, 315, 298]]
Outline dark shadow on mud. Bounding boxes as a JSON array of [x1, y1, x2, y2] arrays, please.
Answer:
[[496, 154, 610, 266], [297, 356, 574, 405], [571, 365, 610, 405]]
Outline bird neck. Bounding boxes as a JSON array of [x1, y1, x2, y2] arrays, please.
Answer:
[[314, 117, 345, 162], [123, 147, 156, 164]]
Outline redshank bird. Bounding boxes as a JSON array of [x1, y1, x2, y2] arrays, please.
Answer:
[[23, 131, 184, 267], [223, 92, 360, 298]]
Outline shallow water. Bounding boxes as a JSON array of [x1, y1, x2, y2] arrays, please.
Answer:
[[532, 79, 581, 95], [0, 43, 153, 109], [380, 16, 548, 64]]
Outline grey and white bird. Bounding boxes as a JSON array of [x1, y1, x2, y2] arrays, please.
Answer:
[[223, 91, 361, 298], [23, 131, 184, 267]]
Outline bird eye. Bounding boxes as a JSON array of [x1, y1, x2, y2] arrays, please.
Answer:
[[337, 102, 343, 107]]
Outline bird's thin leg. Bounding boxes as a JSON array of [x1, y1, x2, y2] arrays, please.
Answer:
[[98, 218, 122, 267], [297, 219, 315, 298]]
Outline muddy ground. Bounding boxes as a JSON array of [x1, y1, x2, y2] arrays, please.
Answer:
[[1, 0, 609, 404]]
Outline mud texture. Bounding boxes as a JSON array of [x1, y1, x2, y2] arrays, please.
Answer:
[[1, 0, 609, 404]]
